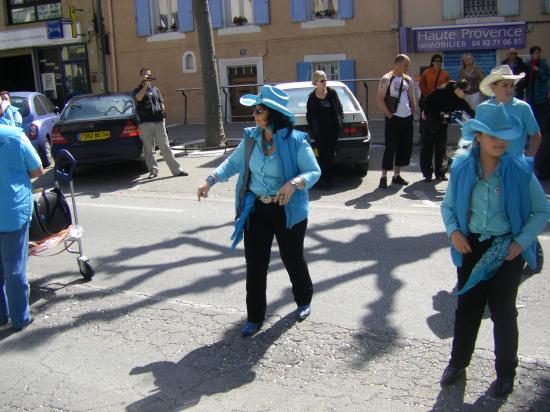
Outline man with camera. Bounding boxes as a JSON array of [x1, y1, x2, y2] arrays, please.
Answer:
[[133, 68, 187, 179]]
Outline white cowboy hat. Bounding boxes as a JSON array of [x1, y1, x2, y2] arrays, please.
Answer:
[[479, 64, 525, 97]]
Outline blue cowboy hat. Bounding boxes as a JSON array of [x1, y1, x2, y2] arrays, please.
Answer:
[[462, 102, 523, 142], [240, 85, 296, 124]]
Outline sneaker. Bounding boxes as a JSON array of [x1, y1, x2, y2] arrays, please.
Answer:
[[378, 176, 388, 189], [440, 365, 465, 386], [176, 170, 189, 177], [392, 175, 409, 185], [148, 170, 158, 179], [435, 175, 448, 181], [493, 377, 514, 397], [296, 304, 311, 321], [241, 321, 262, 337]]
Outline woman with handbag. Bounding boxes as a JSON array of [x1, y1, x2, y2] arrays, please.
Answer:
[[458, 54, 485, 109], [197, 85, 320, 337], [306, 70, 344, 190]]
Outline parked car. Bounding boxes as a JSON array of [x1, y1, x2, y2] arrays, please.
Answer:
[[9, 92, 60, 167], [51, 93, 144, 169], [276, 81, 371, 175]]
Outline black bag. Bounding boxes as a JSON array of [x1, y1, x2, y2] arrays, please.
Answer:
[[384, 76, 404, 114], [29, 188, 72, 242]]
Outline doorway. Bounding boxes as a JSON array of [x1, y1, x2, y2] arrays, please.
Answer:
[[228, 65, 257, 122], [0, 55, 35, 92]]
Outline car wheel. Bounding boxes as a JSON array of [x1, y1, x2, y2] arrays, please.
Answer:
[[354, 161, 369, 177], [40, 138, 53, 168]]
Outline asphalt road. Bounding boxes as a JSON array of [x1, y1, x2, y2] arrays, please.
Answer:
[[1, 145, 549, 411]]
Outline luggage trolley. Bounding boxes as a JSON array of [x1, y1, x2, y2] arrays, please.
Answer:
[[29, 149, 94, 279]]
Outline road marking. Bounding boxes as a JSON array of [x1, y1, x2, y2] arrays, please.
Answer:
[[411, 190, 439, 208]]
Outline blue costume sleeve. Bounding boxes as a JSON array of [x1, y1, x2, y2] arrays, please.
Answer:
[[514, 175, 550, 250], [20, 133, 42, 172], [295, 138, 321, 189]]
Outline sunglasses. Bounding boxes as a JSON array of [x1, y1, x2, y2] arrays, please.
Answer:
[[319, 79, 327, 83], [433, 59, 442, 63], [253, 108, 265, 115]]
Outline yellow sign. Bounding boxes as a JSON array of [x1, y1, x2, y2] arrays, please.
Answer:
[[79, 131, 111, 141]]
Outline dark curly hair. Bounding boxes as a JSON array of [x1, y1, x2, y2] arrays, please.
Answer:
[[264, 106, 294, 133]]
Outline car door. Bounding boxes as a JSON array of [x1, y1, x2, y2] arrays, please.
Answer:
[[37, 94, 60, 136]]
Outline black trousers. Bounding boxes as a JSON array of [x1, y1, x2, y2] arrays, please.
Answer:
[[382, 115, 413, 171], [449, 234, 524, 378], [420, 124, 448, 178], [243, 200, 313, 323], [317, 132, 337, 183]]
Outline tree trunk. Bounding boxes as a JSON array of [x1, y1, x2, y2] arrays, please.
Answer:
[[193, 0, 226, 147]]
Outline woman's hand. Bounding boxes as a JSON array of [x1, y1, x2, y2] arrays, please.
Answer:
[[450, 231, 472, 254], [505, 241, 523, 261], [197, 182, 211, 201], [276, 182, 296, 206]]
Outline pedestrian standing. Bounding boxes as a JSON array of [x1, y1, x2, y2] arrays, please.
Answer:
[[418, 54, 450, 111], [197, 85, 320, 337], [133, 68, 187, 179], [440, 103, 550, 397], [458, 54, 485, 109], [525, 46, 550, 131], [376, 54, 416, 188], [0, 91, 22, 128], [501, 48, 528, 100], [306, 70, 344, 190], [420, 80, 474, 182], [0, 125, 44, 331]]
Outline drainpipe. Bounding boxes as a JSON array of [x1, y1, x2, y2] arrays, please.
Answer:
[[106, 0, 118, 91], [94, 0, 109, 92], [397, 0, 403, 53]]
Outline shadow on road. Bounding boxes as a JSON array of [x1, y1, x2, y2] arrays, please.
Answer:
[[126, 314, 297, 411]]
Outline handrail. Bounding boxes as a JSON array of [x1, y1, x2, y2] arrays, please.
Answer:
[[176, 78, 382, 124]]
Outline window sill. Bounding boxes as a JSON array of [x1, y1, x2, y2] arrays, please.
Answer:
[[455, 16, 504, 24], [146, 31, 186, 42], [301, 18, 345, 29], [217, 25, 261, 36]]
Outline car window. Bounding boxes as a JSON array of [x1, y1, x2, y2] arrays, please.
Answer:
[[10, 96, 30, 117], [60, 95, 135, 121], [38, 95, 56, 113], [33, 96, 47, 116], [283, 86, 360, 115]]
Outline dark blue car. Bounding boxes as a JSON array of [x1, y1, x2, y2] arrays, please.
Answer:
[[51, 93, 144, 168], [10, 92, 60, 167]]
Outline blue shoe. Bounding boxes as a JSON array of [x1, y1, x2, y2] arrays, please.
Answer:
[[241, 321, 262, 337], [296, 304, 311, 321], [11, 317, 33, 332]]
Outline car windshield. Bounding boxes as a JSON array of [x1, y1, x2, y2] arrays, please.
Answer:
[[60, 95, 134, 121], [10, 96, 30, 117], [283, 86, 360, 115]]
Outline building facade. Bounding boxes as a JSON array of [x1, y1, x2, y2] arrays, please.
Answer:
[[402, 0, 550, 85], [0, 0, 110, 109], [105, 0, 398, 124]]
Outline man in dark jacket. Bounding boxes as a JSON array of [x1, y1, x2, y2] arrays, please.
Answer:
[[501, 48, 528, 100]]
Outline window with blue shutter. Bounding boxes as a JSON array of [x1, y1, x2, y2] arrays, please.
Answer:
[[208, 0, 223, 28], [497, 0, 519, 16], [291, 0, 308, 22], [544, 0, 550, 14], [338, 0, 354, 19], [442, 0, 464, 19], [339, 60, 355, 94], [178, 0, 194, 32], [296, 62, 311, 81], [135, 0, 152, 36], [443, 50, 496, 81], [253, 0, 270, 25]]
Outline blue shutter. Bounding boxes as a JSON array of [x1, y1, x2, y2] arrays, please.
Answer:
[[296, 62, 311, 81], [443, 50, 496, 81], [338, 0, 354, 19], [208, 0, 223, 28], [135, 0, 151, 36], [497, 0, 519, 16], [253, 0, 269, 25], [442, 0, 464, 19], [291, 0, 308, 22], [543, 0, 550, 14], [339, 60, 355, 94], [178, 0, 194, 32]]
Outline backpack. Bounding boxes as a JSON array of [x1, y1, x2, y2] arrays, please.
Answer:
[[29, 188, 72, 242]]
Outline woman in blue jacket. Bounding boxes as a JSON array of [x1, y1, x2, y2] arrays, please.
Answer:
[[197, 85, 321, 337], [440, 103, 550, 397]]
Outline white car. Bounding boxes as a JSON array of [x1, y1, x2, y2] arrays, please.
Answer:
[[277, 81, 371, 175]]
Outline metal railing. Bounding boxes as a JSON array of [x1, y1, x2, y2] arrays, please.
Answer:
[[176, 77, 381, 124]]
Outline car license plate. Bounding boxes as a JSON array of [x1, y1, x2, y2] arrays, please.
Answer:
[[78, 130, 111, 141]]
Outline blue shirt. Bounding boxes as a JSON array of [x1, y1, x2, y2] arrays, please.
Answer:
[[478, 98, 540, 157], [441, 158, 550, 251], [248, 150, 284, 196], [0, 126, 42, 232]]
